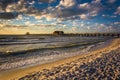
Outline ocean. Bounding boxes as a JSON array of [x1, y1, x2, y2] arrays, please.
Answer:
[[0, 35, 109, 71]]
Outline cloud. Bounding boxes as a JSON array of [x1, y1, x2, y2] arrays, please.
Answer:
[[0, 0, 103, 20], [0, 6, 4, 12], [0, 0, 37, 19], [114, 22, 120, 25], [34, 24, 57, 27], [16, 14, 23, 20], [0, 0, 15, 11], [107, 0, 116, 3], [25, 0, 103, 21], [40, 0, 56, 3], [59, 0, 77, 8], [0, 21, 57, 29], [106, 26, 113, 32], [25, 21, 31, 25], [102, 14, 117, 18], [78, 3, 90, 9], [92, 0, 101, 4], [0, 22, 5, 28], [114, 6, 120, 15], [0, 0, 55, 14], [80, 23, 84, 27], [79, 14, 88, 19], [0, 12, 18, 19], [0, 0, 36, 13], [45, 1, 102, 20], [71, 26, 78, 31]]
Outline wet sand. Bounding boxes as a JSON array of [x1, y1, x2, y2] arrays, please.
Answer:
[[0, 38, 120, 80]]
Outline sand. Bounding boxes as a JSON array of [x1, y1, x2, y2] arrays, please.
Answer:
[[0, 38, 120, 80]]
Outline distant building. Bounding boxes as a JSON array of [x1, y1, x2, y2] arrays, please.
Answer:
[[26, 32, 30, 35], [53, 31, 64, 36]]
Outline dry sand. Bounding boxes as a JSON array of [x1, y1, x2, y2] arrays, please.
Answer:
[[0, 38, 120, 80]]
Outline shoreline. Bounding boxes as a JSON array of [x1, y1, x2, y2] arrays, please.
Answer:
[[0, 38, 119, 80], [0, 39, 105, 72]]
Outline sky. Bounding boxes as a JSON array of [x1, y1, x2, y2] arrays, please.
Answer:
[[0, 0, 120, 34]]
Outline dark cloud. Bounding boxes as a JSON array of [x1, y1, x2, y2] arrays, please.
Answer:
[[0, 12, 18, 19], [0, 0, 15, 11], [55, 8, 88, 18], [40, 0, 56, 3], [0, 0, 103, 20], [0, 0, 117, 21], [44, 1, 103, 20]]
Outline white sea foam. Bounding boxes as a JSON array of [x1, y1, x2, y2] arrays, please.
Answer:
[[0, 44, 98, 71]]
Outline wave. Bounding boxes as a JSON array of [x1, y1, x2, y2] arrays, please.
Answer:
[[0, 42, 100, 71], [0, 36, 109, 71]]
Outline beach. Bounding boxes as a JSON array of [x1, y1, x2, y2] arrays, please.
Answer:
[[0, 0, 120, 80], [0, 38, 120, 80]]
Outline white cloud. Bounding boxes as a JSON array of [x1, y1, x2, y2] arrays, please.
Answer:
[[78, 3, 90, 9], [90, 10, 98, 17], [5, 3, 16, 12], [63, 24, 67, 28], [0, 24, 4, 28], [87, 26, 90, 30], [17, 15, 23, 20], [114, 6, 120, 15], [92, 0, 101, 4], [106, 26, 113, 32], [114, 22, 120, 25], [59, 0, 77, 8], [80, 23, 84, 27], [71, 26, 78, 31], [102, 14, 106, 17], [78, 2, 101, 17], [25, 21, 30, 25], [29, 1, 35, 5], [34, 15, 42, 19], [100, 24, 105, 26], [79, 14, 88, 19], [32, 24, 56, 27], [4, 0, 36, 13]]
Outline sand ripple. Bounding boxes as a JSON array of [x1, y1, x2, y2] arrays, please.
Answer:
[[19, 47, 120, 80]]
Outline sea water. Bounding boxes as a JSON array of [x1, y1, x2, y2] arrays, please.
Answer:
[[0, 35, 109, 71]]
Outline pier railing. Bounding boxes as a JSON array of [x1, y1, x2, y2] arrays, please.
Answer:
[[56, 33, 120, 37]]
